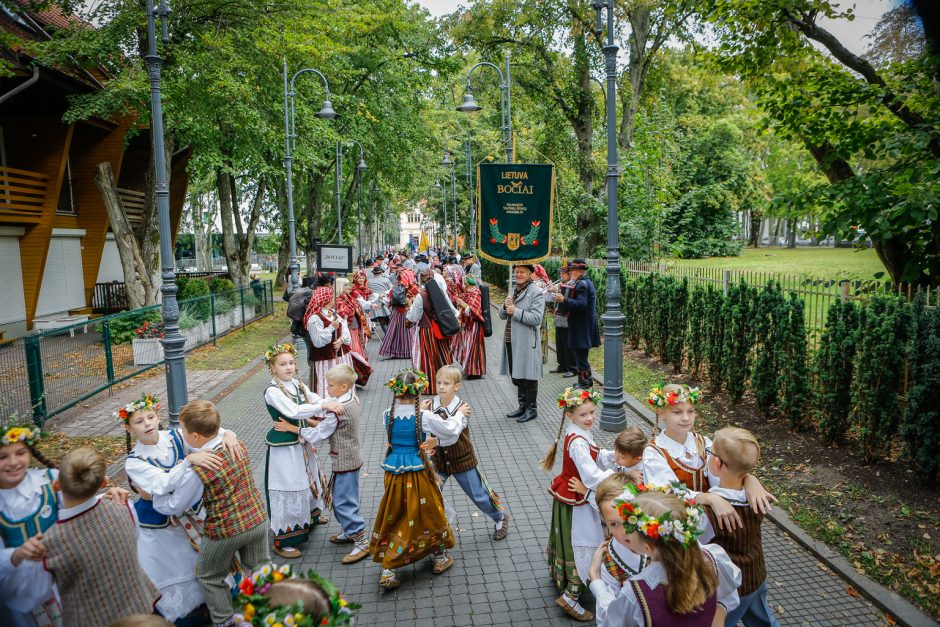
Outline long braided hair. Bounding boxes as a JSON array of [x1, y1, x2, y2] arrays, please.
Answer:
[[27, 444, 56, 469], [540, 407, 572, 471]]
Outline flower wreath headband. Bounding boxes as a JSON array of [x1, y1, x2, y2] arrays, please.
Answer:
[[647, 385, 702, 408], [1, 420, 41, 447], [234, 563, 359, 626], [113, 394, 160, 424], [264, 342, 298, 365], [386, 369, 429, 397], [557, 386, 601, 410], [613, 482, 705, 548]]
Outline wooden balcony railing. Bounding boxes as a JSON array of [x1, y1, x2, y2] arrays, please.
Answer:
[[0, 166, 49, 223]]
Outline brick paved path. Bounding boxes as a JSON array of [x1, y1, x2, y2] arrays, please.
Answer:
[[209, 313, 887, 626]]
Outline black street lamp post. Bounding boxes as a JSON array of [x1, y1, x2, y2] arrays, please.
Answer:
[[282, 60, 336, 291], [593, 0, 627, 431], [458, 53, 513, 164], [144, 0, 187, 428], [334, 140, 366, 245]]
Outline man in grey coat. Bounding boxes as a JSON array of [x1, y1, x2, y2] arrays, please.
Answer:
[[499, 264, 546, 423]]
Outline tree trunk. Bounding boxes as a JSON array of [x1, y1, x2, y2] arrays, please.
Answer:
[[619, 4, 650, 151], [94, 162, 152, 309], [216, 170, 266, 287], [787, 218, 797, 248], [748, 211, 762, 247]]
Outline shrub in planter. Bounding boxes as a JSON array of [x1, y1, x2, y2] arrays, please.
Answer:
[[816, 299, 860, 444], [178, 278, 211, 321], [210, 277, 237, 313], [853, 295, 910, 464], [900, 292, 940, 480], [106, 308, 162, 345]]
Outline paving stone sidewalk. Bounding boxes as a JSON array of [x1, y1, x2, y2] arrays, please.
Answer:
[[207, 314, 892, 627]]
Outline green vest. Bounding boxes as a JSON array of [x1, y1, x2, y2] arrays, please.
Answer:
[[265, 382, 306, 446]]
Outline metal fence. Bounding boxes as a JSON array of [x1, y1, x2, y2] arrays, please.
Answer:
[[0, 281, 274, 426]]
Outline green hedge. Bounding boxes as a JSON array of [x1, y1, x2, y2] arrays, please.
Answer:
[[612, 268, 936, 470]]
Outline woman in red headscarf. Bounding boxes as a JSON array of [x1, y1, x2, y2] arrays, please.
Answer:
[[335, 277, 371, 362], [378, 269, 416, 359], [303, 285, 354, 396], [444, 265, 469, 367], [456, 272, 487, 378], [350, 270, 375, 356]]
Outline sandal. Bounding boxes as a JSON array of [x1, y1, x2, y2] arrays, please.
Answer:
[[431, 554, 454, 575], [555, 596, 594, 622], [379, 570, 400, 590], [272, 545, 301, 559]]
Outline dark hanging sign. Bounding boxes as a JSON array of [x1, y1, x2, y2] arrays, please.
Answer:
[[476, 163, 555, 265]]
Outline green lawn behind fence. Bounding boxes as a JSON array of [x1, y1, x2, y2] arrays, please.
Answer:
[[669, 246, 886, 279]]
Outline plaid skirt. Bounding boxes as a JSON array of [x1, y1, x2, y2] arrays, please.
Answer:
[[546, 500, 585, 598], [414, 326, 453, 395], [369, 468, 455, 569]]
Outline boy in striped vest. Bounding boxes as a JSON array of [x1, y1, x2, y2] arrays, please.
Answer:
[[43, 447, 160, 626], [703, 427, 780, 627], [179, 400, 269, 627], [295, 364, 369, 564], [419, 365, 509, 541]]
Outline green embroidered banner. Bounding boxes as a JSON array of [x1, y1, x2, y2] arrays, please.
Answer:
[[476, 163, 555, 265]]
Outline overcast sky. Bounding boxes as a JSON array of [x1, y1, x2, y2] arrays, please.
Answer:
[[414, 0, 897, 57]]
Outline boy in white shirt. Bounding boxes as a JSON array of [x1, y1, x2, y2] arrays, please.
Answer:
[[419, 365, 509, 541]]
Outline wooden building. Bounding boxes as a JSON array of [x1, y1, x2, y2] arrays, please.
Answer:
[[0, 2, 188, 339]]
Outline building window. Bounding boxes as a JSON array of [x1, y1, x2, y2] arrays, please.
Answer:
[[57, 159, 76, 215]]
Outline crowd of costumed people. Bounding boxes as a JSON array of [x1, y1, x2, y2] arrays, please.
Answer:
[[2, 247, 780, 627]]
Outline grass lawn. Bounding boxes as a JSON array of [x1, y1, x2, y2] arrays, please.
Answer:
[[187, 302, 289, 371], [668, 246, 886, 279]]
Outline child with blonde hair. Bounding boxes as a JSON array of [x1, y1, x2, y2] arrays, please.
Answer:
[[543, 387, 613, 622], [231, 563, 357, 625], [296, 364, 369, 564], [368, 369, 455, 590], [704, 427, 780, 627], [589, 484, 741, 627], [121, 393, 242, 623], [419, 365, 508, 541], [43, 448, 160, 626], [644, 384, 776, 531], [264, 342, 345, 558]]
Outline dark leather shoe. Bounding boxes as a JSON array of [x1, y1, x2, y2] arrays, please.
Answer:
[[506, 406, 526, 418], [516, 409, 537, 423]]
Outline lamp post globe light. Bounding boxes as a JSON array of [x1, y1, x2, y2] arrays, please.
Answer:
[[283, 59, 336, 293], [143, 0, 189, 427], [334, 140, 366, 246], [594, 0, 627, 432]]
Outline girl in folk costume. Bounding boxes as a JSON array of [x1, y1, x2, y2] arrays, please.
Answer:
[[350, 270, 376, 352], [443, 265, 468, 366], [231, 563, 358, 626], [584, 473, 651, 626], [369, 370, 456, 590], [378, 270, 416, 359], [121, 393, 242, 624], [264, 343, 347, 558], [0, 424, 61, 627], [643, 385, 776, 528], [304, 286, 354, 397], [542, 387, 614, 623], [405, 265, 458, 395], [337, 277, 372, 362], [456, 273, 487, 378], [588, 485, 741, 627]]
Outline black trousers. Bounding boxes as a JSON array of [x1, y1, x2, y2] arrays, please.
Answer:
[[571, 347, 590, 372], [555, 326, 572, 371]]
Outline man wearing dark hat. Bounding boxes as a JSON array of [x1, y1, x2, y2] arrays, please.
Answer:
[[499, 264, 546, 423], [549, 258, 599, 389], [462, 251, 482, 283]]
